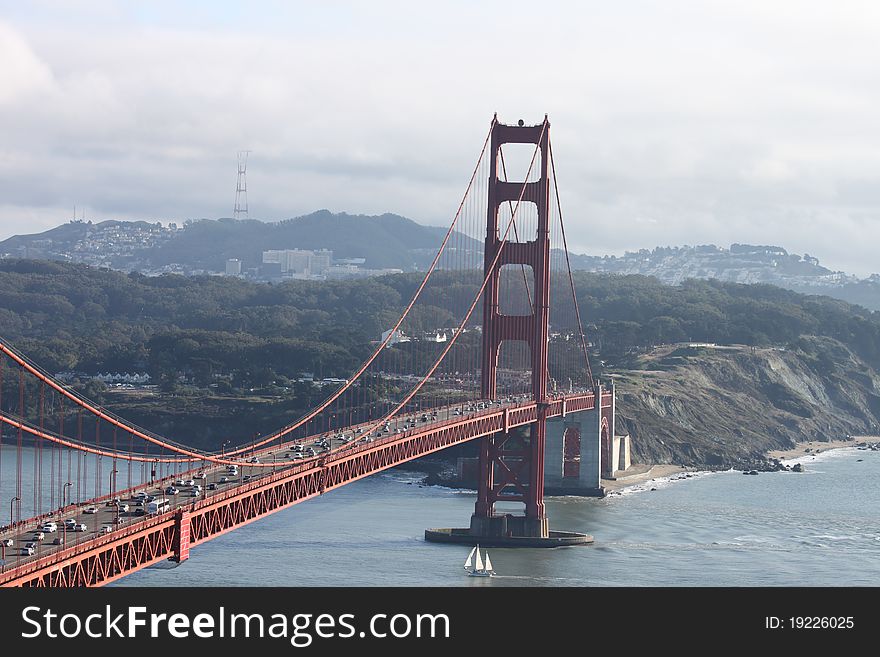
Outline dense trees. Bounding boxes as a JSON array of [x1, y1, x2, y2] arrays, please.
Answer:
[[1, 260, 879, 388], [570, 273, 880, 368]]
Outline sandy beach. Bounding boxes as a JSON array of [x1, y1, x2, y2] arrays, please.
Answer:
[[767, 435, 879, 461]]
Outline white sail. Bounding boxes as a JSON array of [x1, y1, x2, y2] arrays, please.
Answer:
[[464, 546, 476, 570], [475, 547, 484, 571], [484, 553, 493, 572]]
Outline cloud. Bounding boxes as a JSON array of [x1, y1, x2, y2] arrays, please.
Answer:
[[0, 1, 879, 276], [0, 21, 55, 104]]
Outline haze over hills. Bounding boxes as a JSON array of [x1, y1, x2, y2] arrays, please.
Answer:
[[0, 211, 472, 274], [2, 211, 879, 309]]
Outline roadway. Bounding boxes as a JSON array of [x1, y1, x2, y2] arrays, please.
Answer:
[[0, 392, 565, 572]]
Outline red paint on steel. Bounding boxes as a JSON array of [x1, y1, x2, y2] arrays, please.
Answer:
[[476, 117, 553, 526], [173, 509, 190, 562]]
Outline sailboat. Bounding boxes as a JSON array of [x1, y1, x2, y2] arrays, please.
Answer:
[[464, 544, 496, 577]]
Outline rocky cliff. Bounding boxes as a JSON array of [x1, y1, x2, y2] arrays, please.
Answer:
[[613, 337, 880, 468]]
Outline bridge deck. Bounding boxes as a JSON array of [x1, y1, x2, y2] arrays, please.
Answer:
[[0, 392, 606, 586]]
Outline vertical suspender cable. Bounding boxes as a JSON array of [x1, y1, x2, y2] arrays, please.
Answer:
[[17, 366, 23, 525], [549, 141, 594, 389], [0, 358, 3, 508]]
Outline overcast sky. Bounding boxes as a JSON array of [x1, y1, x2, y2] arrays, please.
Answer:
[[1, 1, 878, 275]]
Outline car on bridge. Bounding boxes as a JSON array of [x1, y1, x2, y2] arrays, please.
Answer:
[[74, 523, 87, 532], [1, 538, 13, 547], [32, 531, 45, 541], [41, 522, 58, 533], [22, 545, 35, 556], [84, 506, 98, 514], [165, 487, 179, 496]]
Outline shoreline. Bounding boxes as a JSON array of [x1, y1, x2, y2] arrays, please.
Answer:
[[605, 435, 880, 494], [601, 464, 687, 492], [767, 435, 879, 461]]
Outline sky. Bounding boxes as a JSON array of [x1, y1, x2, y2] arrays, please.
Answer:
[[1, 0, 879, 275]]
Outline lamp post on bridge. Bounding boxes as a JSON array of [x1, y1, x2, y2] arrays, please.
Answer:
[[3, 496, 17, 569], [61, 482, 72, 547], [110, 469, 119, 526], [218, 440, 232, 490], [221, 440, 231, 459], [9, 496, 19, 531]]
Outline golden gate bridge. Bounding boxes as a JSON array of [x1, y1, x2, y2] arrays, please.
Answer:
[[0, 116, 615, 586]]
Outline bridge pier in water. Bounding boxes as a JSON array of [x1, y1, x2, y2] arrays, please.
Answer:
[[425, 383, 616, 547]]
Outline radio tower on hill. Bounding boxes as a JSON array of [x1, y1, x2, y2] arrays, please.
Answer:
[[233, 150, 251, 219]]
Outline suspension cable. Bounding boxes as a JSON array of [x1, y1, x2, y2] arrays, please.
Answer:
[[549, 140, 594, 389]]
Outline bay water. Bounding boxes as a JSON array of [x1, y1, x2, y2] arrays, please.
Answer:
[[107, 446, 880, 587]]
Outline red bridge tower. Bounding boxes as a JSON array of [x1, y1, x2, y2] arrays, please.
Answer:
[[470, 116, 553, 539]]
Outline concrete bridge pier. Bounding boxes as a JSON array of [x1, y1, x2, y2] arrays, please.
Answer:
[[426, 383, 628, 547], [544, 380, 627, 496]]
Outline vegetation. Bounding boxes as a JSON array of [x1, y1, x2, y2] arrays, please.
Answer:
[[3, 259, 880, 457], [2, 260, 880, 385], [573, 273, 880, 369]]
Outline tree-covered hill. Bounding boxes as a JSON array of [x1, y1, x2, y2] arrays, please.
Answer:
[[2, 258, 880, 380], [2, 259, 880, 463]]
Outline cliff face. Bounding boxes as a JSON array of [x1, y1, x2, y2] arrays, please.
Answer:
[[614, 337, 880, 467]]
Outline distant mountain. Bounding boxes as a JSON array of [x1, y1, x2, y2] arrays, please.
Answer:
[[0, 211, 483, 274], [141, 211, 460, 271], [568, 244, 880, 311], [3, 214, 879, 310]]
